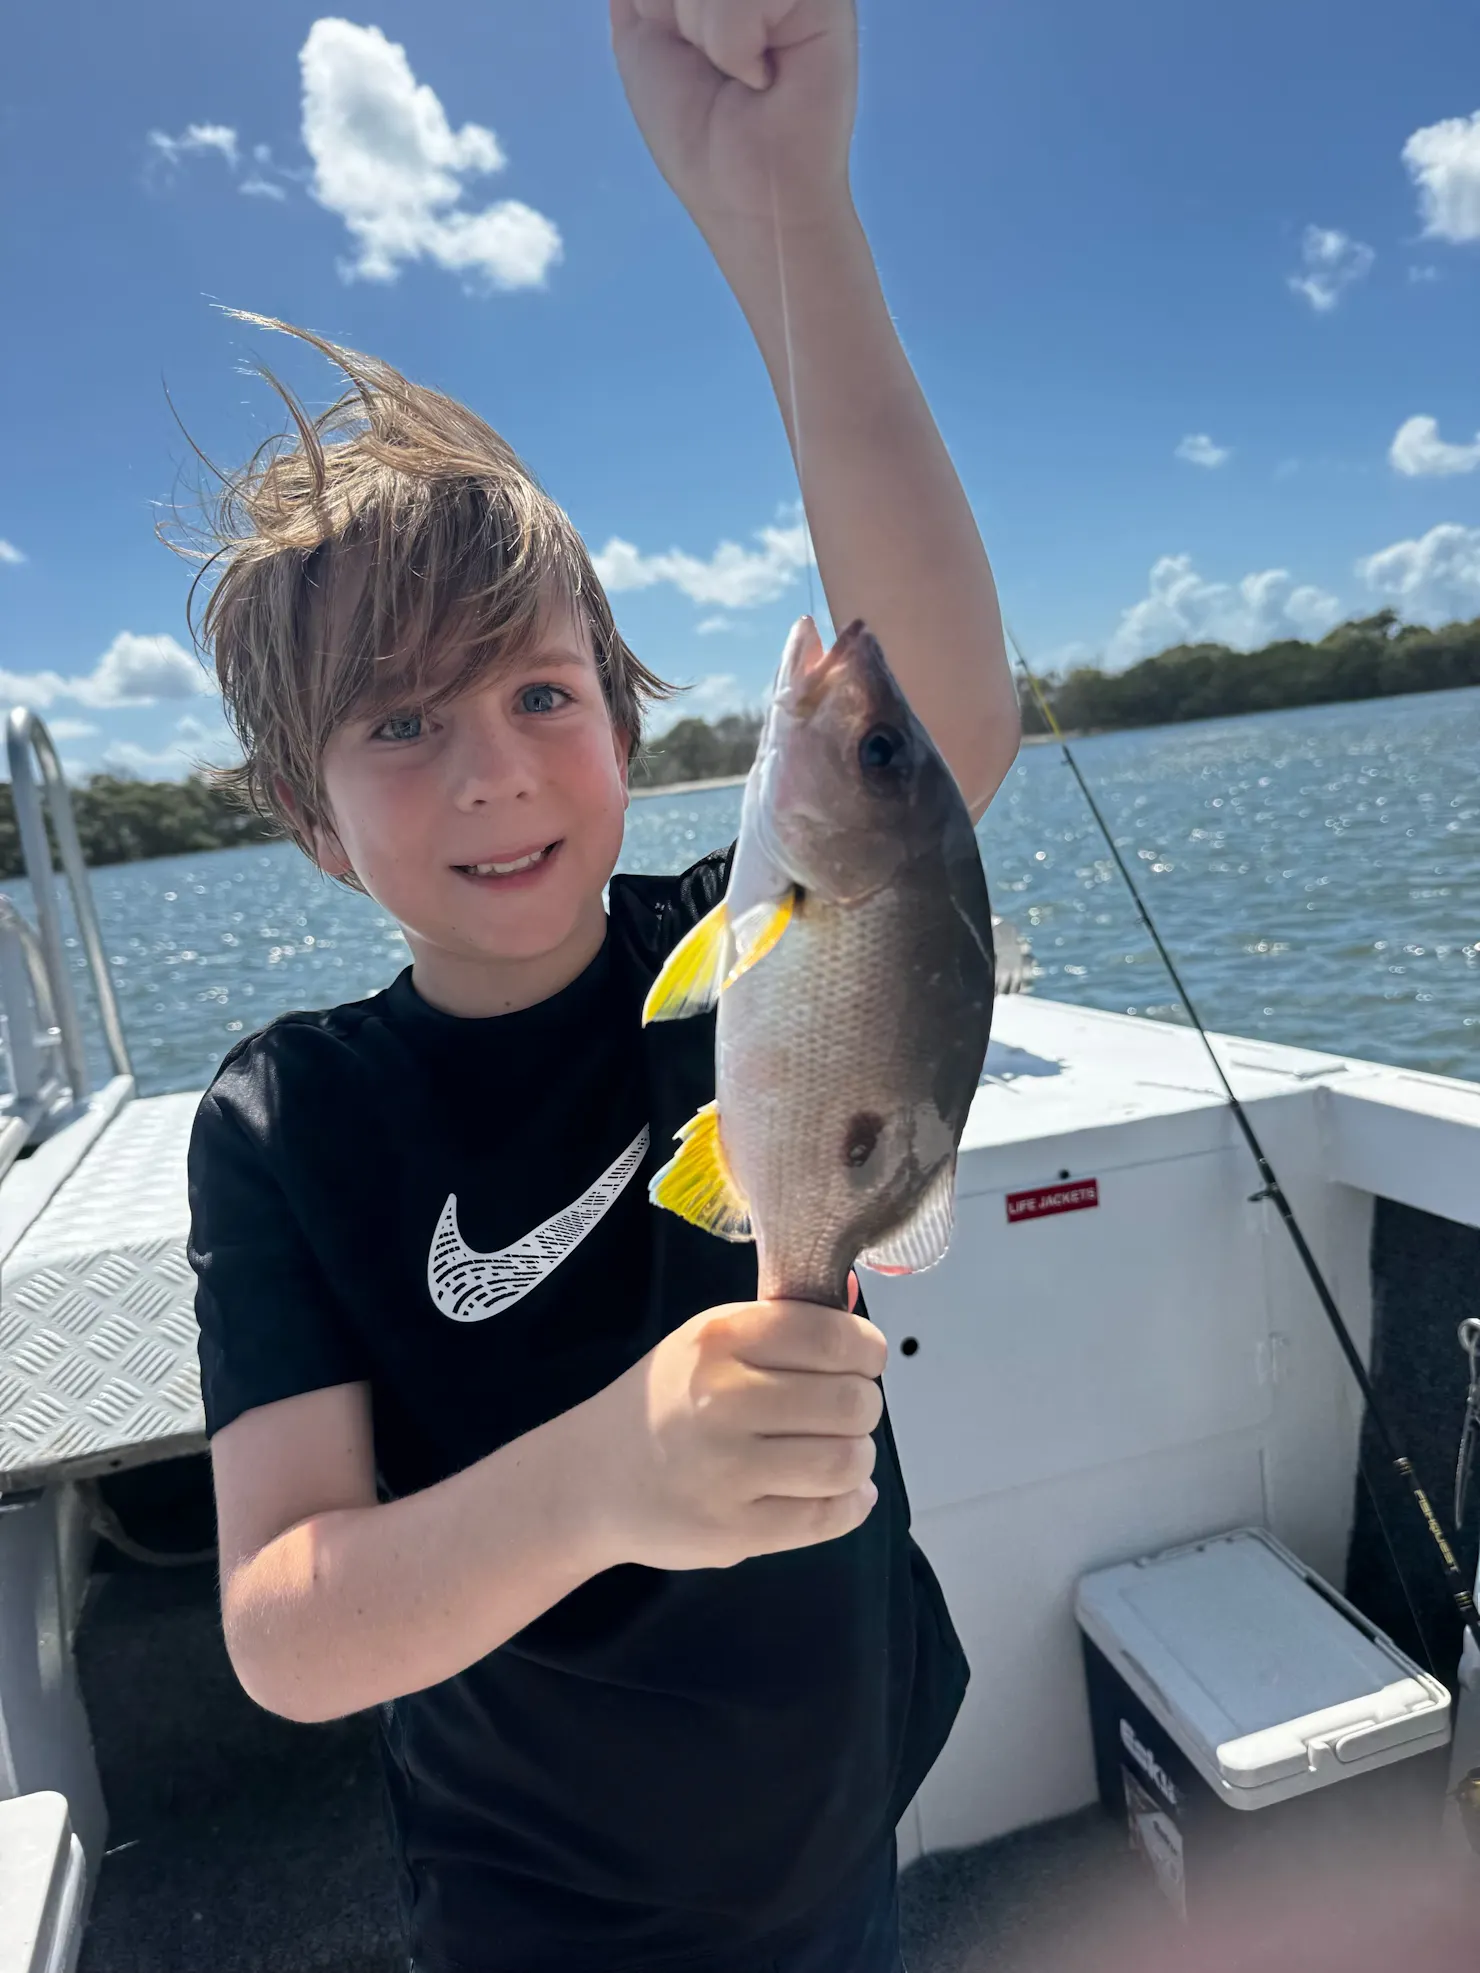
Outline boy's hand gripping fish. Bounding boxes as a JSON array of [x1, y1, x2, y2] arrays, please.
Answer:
[[643, 617, 996, 1309]]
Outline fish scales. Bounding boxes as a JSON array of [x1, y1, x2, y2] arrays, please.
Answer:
[[720, 885, 977, 1307], [643, 616, 996, 1311]]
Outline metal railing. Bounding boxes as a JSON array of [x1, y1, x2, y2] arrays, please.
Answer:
[[0, 896, 68, 1181], [5, 709, 132, 1102]]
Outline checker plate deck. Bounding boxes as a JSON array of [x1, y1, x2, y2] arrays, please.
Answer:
[[0, 1094, 206, 1492]]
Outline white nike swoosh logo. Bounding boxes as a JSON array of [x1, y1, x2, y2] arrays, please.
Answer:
[[427, 1126, 651, 1322]]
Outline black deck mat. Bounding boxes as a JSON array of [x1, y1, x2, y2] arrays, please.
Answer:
[[72, 1548, 1136, 1972], [75, 1562, 401, 1973]]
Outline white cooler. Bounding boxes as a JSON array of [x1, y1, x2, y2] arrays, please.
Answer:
[[1076, 1528, 1452, 1919]]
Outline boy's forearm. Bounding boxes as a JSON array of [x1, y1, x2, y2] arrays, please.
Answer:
[[705, 202, 1020, 816], [225, 1398, 614, 1723]]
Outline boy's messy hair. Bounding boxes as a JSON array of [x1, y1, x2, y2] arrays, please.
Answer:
[[180, 313, 668, 864]]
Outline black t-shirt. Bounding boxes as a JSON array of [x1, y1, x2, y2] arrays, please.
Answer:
[[188, 850, 969, 1973]]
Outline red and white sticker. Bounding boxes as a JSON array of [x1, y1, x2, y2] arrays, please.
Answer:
[[1005, 1178, 1100, 1225]]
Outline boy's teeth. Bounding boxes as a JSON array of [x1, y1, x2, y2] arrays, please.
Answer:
[[466, 848, 546, 876]]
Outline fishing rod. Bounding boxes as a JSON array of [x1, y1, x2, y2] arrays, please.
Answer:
[[1006, 626, 1480, 1660], [763, 81, 1473, 1656]]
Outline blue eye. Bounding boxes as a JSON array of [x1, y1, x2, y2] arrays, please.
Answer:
[[375, 712, 424, 742], [520, 684, 567, 715]]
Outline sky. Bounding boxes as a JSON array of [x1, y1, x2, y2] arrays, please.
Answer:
[[2, 0, 1479, 779]]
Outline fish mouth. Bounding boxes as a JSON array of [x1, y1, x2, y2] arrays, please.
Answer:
[[776, 617, 878, 718]]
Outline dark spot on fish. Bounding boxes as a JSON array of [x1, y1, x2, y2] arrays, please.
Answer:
[[901, 1337, 920, 1357], [844, 1112, 883, 1167]]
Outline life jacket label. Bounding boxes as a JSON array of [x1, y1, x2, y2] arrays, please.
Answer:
[[1005, 1178, 1100, 1224]]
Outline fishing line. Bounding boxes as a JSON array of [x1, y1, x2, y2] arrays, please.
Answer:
[[759, 29, 1470, 1664], [1006, 624, 1480, 1660], [768, 154, 819, 627]]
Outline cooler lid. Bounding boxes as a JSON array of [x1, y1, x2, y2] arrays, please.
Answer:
[[1076, 1529, 1450, 1795]]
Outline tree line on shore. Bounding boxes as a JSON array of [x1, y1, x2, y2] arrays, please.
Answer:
[[633, 611, 1480, 767], [1, 611, 1476, 877], [1017, 609, 1480, 735], [0, 774, 278, 881], [630, 711, 763, 788]]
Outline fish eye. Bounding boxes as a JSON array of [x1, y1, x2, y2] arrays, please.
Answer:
[[858, 724, 908, 775]]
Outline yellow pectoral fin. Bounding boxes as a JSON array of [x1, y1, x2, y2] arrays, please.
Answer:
[[721, 889, 795, 991], [649, 1101, 753, 1242], [642, 901, 734, 1025]]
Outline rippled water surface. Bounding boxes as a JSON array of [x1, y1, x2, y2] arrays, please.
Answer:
[[8, 687, 1480, 1099]]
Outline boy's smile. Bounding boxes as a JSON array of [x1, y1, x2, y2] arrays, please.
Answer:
[[315, 593, 630, 1017], [452, 843, 562, 884]]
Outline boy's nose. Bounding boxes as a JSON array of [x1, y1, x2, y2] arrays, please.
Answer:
[[446, 714, 537, 806]]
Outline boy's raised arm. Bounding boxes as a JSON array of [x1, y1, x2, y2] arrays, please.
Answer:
[[612, 0, 1021, 818]]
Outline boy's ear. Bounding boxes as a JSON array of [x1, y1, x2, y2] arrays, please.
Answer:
[[612, 723, 632, 808]]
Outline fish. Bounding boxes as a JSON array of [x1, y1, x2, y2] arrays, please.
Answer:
[[641, 616, 996, 1309]]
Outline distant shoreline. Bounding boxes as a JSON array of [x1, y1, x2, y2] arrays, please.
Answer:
[[632, 734, 1062, 800], [630, 772, 750, 799]]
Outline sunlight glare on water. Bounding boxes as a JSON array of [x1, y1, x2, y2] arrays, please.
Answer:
[[6, 687, 1479, 1098]]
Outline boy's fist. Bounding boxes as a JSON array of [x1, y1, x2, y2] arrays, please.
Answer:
[[585, 1297, 886, 1571], [611, 0, 857, 234]]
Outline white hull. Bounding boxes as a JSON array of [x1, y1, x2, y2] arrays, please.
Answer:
[[5, 991, 1480, 1956]]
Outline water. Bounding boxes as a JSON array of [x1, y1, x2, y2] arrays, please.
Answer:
[[7, 687, 1480, 1100]]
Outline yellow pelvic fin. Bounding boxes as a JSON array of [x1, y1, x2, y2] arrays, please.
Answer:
[[642, 901, 734, 1025], [721, 889, 796, 991], [649, 1101, 753, 1242]]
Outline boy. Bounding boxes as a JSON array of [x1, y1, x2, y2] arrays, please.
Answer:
[[188, 4, 1021, 1970]]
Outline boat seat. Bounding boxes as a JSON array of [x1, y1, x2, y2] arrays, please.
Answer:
[[0, 1093, 204, 1495]]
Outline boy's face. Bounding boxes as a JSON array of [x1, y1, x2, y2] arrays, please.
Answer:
[[315, 593, 630, 1007]]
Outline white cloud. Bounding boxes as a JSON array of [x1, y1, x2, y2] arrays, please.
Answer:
[[0, 540, 26, 565], [1358, 523, 1480, 625], [1409, 264, 1440, 283], [173, 711, 240, 760], [0, 633, 212, 712], [1389, 414, 1480, 478], [82, 634, 212, 707], [100, 740, 198, 781], [1403, 111, 1480, 244], [1175, 433, 1230, 469], [1288, 225, 1375, 312], [44, 720, 98, 741], [98, 712, 240, 779], [146, 120, 295, 201], [0, 669, 67, 710], [299, 18, 561, 290], [1107, 554, 1343, 666], [594, 520, 812, 610], [696, 616, 738, 634], [148, 122, 240, 170]]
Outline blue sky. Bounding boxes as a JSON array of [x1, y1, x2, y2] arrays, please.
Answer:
[[2, 0, 1479, 779]]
